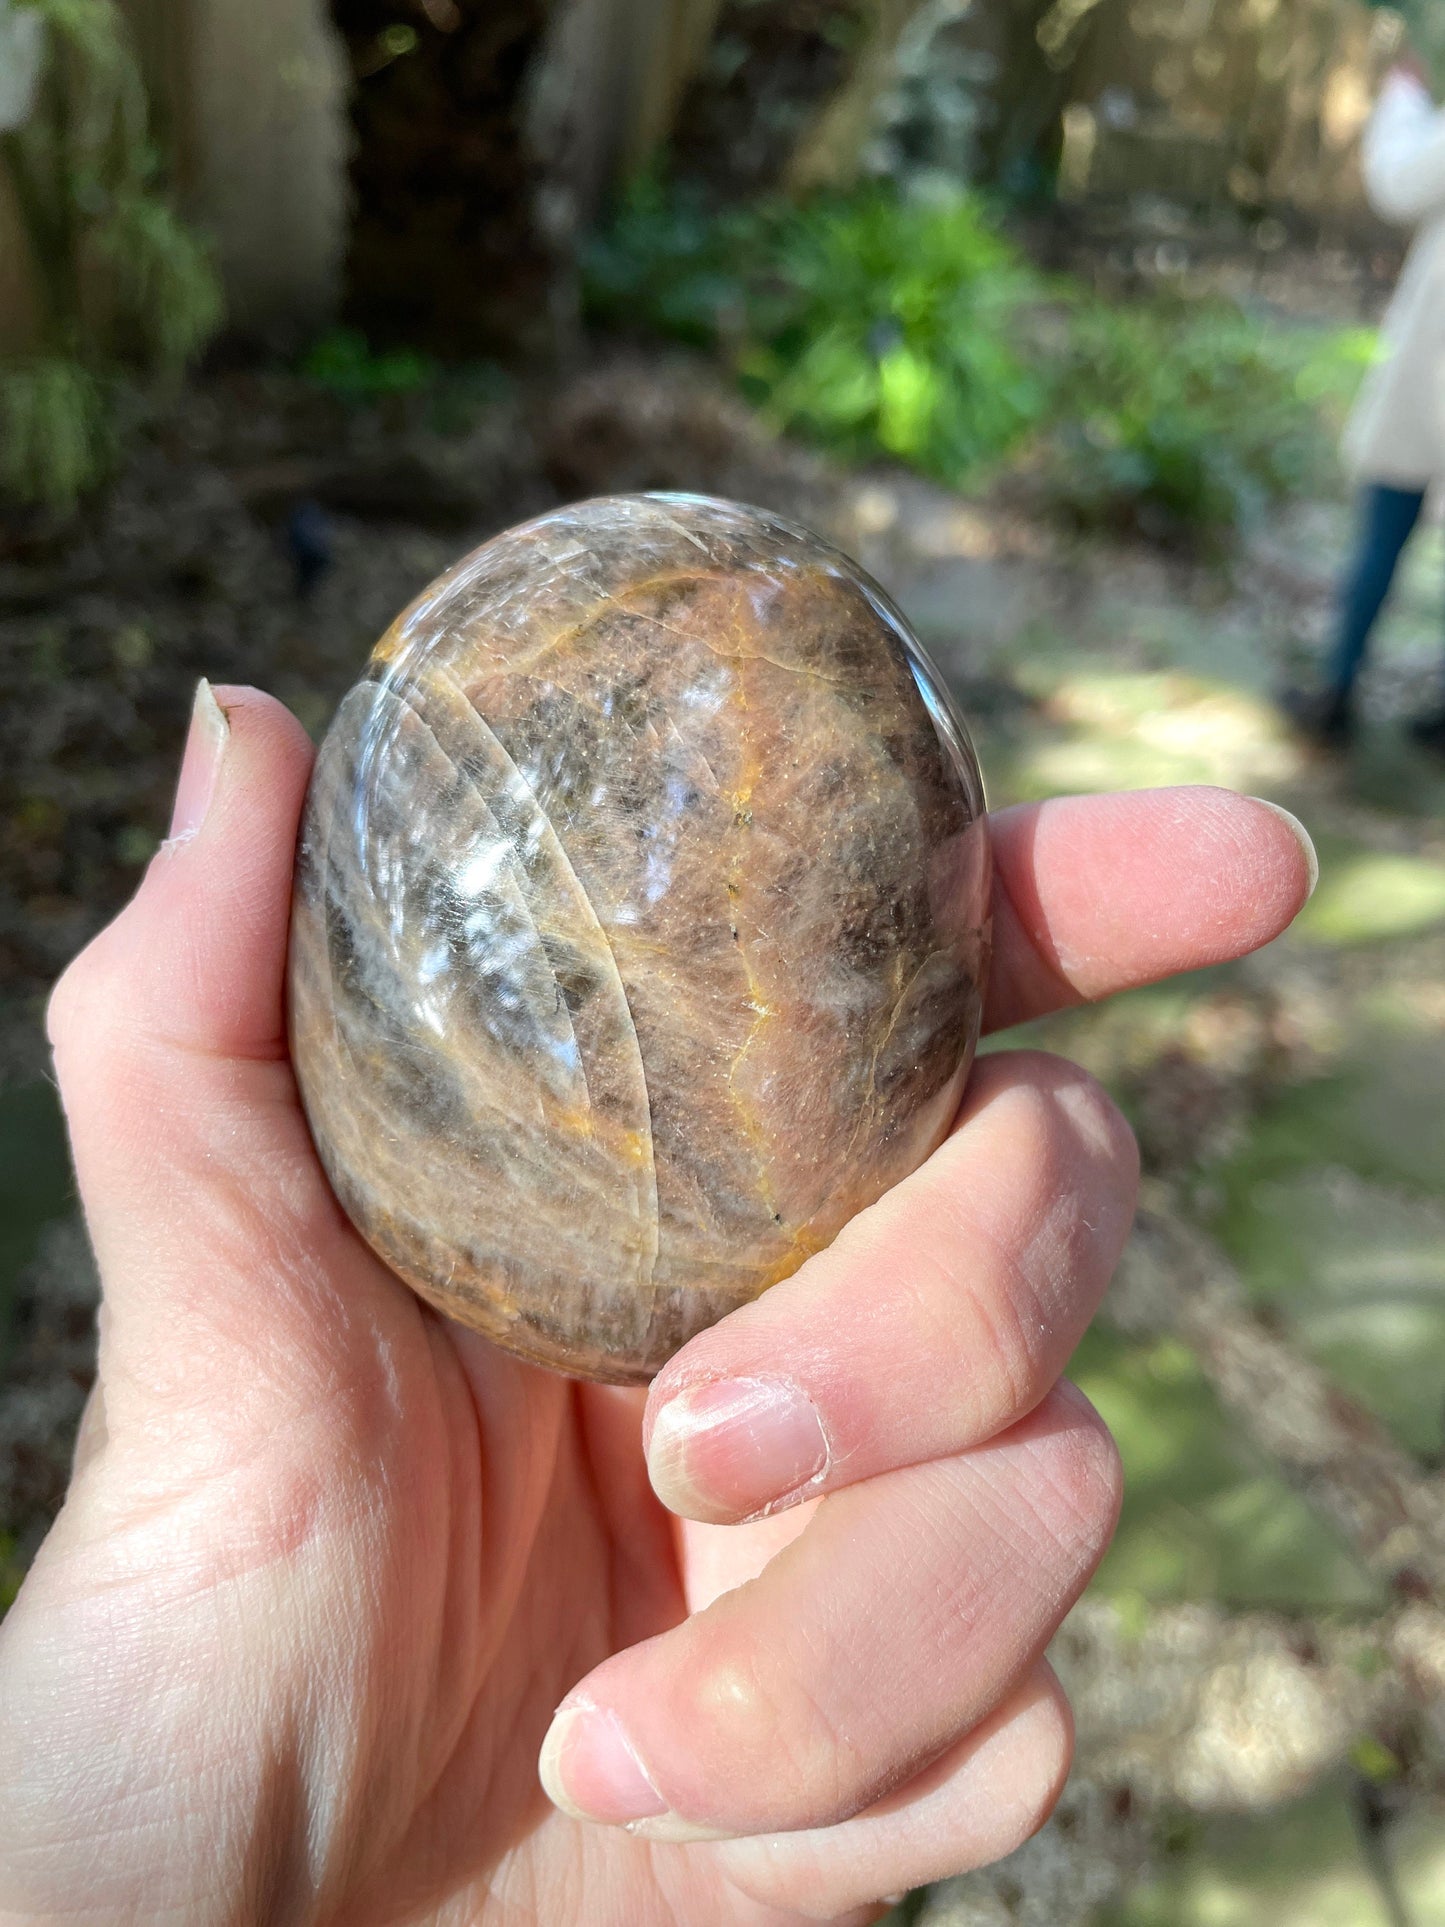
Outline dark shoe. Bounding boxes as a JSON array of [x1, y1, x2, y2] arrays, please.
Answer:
[[1278, 682, 1354, 748], [1407, 706, 1445, 758]]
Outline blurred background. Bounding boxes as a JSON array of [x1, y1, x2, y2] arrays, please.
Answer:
[[3, 0, 1445, 1919]]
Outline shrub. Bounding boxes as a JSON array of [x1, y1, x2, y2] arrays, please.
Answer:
[[586, 178, 1049, 483], [587, 175, 1371, 546], [301, 328, 436, 403], [1039, 300, 1373, 542], [0, 0, 222, 511], [0, 354, 110, 510]]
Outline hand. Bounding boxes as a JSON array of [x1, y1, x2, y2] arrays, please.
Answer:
[[0, 683, 1315, 1925]]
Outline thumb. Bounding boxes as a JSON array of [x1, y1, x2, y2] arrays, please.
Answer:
[[45, 683, 376, 1447], [53, 680, 314, 1067]]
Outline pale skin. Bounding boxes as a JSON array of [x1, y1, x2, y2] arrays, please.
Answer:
[[0, 683, 1317, 1926]]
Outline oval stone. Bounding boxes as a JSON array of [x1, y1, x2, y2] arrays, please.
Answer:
[[288, 493, 991, 1382]]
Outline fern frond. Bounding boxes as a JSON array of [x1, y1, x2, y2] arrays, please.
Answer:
[[0, 354, 112, 507], [16, 0, 125, 76], [0, 1, 222, 504], [101, 193, 223, 369]]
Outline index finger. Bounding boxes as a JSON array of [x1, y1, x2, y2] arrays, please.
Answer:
[[983, 787, 1317, 1034]]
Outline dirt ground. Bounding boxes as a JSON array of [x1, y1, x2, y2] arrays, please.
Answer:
[[4, 349, 1445, 1924]]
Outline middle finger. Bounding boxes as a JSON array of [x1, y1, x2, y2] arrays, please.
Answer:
[[642, 1051, 1138, 1526]]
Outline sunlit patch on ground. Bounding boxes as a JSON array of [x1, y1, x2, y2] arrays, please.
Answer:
[[917, 472, 1445, 1923], [1099, 1780, 1445, 1927], [1073, 1326, 1379, 1611], [1218, 1168, 1445, 1459], [1298, 848, 1445, 945]]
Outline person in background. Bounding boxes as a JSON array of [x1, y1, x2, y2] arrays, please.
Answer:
[[1284, 53, 1445, 752]]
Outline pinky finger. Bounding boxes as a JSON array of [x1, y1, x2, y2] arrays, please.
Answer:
[[713, 1664, 1073, 1924]]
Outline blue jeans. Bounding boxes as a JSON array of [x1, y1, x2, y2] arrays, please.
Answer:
[[1330, 482, 1427, 697]]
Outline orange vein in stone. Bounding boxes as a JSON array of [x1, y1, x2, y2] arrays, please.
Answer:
[[420, 567, 739, 677]]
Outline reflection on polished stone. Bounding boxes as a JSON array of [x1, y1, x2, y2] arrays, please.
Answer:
[[288, 493, 991, 1382]]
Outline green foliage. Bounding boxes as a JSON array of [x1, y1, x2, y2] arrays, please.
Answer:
[[1348, 1734, 1402, 1784], [1041, 302, 1373, 543], [21, 0, 127, 82], [0, 354, 110, 511], [0, 0, 223, 510], [587, 176, 1370, 546], [585, 177, 752, 350], [100, 191, 223, 369], [302, 328, 436, 402], [739, 191, 1047, 479], [587, 178, 1049, 482], [299, 329, 511, 436]]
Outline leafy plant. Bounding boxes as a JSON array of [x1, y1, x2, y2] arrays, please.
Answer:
[[300, 328, 512, 438], [0, 353, 109, 509], [588, 174, 1371, 546], [0, 0, 222, 510], [1038, 301, 1372, 543], [301, 328, 436, 403], [100, 190, 222, 368], [587, 177, 1050, 483]]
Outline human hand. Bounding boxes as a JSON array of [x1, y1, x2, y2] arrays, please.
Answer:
[[0, 683, 1316, 1925]]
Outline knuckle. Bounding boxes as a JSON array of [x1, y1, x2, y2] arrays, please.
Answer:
[[927, 1061, 1144, 1440], [46, 936, 116, 1062], [1006, 1052, 1137, 1167], [673, 1636, 853, 1819], [976, 1053, 1139, 1206], [966, 1252, 1049, 1415], [1053, 1063, 1139, 1183], [1013, 1383, 1124, 1593], [1025, 1065, 1140, 1275], [671, 1641, 776, 1766], [46, 927, 144, 1106], [984, 1058, 1060, 1144]]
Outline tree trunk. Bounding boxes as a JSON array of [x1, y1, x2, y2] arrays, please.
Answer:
[[329, 0, 564, 360], [126, 0, 348, 344], [532, 0, 727, 225], [668, 0, 869, 201]]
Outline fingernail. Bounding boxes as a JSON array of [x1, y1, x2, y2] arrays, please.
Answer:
[[1247, 797, 1318, 901], [648, 1376, 831, 1524], [167, 680, 229, 844], [539, 1703, 732, 1842], [539, 1704, 667, 1827]]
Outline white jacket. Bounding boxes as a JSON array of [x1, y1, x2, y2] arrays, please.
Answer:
[[1345, 73, 1445, 486]]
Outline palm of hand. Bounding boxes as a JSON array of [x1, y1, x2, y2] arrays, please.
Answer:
[[0, 1039, 841, 1924]]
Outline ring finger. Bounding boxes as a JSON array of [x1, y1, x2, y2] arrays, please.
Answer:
[[540, 1381, 1120, 1841], [714, 1662, 1072, 1922]]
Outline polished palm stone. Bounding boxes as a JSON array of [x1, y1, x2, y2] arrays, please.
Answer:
[[288, 493, 991, 1382]]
